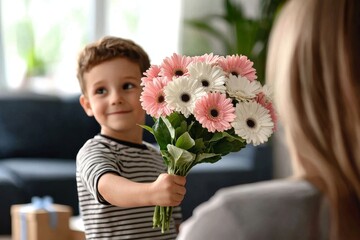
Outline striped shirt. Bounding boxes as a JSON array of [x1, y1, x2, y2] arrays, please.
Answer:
[[76, 134, 182, 240]]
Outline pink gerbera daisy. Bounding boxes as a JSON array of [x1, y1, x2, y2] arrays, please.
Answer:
[[160, 53, 192, 79], [192, 53, 221, 66], [141, 65, 161, 86], [256, 92, 277, 131], [218, 54, 257, 81], [194, 92, 236, 133], [140, 77, 172, 118]]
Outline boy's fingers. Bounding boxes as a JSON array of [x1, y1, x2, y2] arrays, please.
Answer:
[[172, 175, 186, 186], [177, 186, 186, 196]]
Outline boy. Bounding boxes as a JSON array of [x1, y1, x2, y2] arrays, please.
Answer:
[[76, 36, 186, 240]]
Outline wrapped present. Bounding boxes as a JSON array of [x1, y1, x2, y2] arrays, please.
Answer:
[[71, 229, 86, 240], [70, 216, 85, 240], [11, 196, 72, 240]]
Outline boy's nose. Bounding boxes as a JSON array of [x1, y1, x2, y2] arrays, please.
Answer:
[[111, 92, 124, 105]]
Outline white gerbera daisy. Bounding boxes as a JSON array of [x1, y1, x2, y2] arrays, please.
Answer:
[[164, 76, 206, 117], [262, 83, 274, 102], [188, 62, 226, 93], [231, 101, 274, 146], [226, 74, 262, 101]]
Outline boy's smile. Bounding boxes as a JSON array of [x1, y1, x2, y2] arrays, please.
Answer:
[[107, 110, 132, 115], [80, 57, 145, 144]]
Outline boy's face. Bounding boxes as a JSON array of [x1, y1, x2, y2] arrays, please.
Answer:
[[80, 57, 145, 143]]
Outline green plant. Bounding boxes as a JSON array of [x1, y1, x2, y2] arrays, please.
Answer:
[[16, 18, 46, 78], [15, 0, 62, 79], [184, 0, 285, 83]]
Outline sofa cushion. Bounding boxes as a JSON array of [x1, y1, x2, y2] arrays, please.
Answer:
[[0, 167, 24, 234], [0, 158, 79, 215], [0, 93, 100, 160]]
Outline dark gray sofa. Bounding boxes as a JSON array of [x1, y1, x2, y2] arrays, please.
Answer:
[[0, 92, 100, 234], [0, 91, 273, 234]]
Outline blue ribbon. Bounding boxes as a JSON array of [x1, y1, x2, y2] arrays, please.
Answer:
[[20, 196, 58, 240]]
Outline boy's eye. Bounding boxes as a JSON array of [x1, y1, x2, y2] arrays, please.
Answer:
[[95, 88, 107, 94], [123, 83, 136, 90]]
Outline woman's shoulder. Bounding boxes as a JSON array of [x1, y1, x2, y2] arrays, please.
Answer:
[[198, 179, 323, 220], [178, 179, 329, 240], [217, 178, 320, 204]]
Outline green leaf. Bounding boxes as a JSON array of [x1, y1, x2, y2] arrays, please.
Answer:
[[209, 132, 227, 142], [185, 19, 233, 53], [186, 120, 195, 132], [168, 112, 186, 128], [230, 141, 247, 152], [191, 138, 206, 152], [167, 145, 196, 166], [209, 131, 245, 143], [189, 121, 213, 142], [161, 117, 175, 140], [153, 118, 172, 150], [166, 145, 182, 162], [211, 140, 233, 155], [199, 155, 222, 164], [196, 153, 220, 163], [175, 132, 195, 150], [224, 0, 245, 23], [160, 150, 173, 167], [138, 124, 154, 135], [211, 138, 246, 156], [175, 120, 188, 139]]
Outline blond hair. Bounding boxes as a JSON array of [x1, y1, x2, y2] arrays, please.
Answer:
[[76, 36, 150, 94], [267, 0, 360, 239]]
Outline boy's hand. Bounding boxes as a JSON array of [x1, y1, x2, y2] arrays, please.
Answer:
[[150, 173, 186, 206]]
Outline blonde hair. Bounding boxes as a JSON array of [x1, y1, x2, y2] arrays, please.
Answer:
[[76, 36, 150, 94], [267, 0, 360, 239]]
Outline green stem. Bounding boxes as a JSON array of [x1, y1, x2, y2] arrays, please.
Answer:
[[152, 205, 160, 228], [153, 205, 174, 233]]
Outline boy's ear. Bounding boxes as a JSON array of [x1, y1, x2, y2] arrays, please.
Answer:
[[79, 95, 94, 116]]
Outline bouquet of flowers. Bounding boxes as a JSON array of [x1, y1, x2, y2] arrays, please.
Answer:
[[140, 53, 277, 233]]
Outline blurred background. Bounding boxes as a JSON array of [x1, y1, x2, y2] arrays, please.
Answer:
[[0, 0, 291, 177]]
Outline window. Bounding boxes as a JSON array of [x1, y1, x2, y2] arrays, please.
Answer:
[[1, 0, 90, 94], [106, 0, 181, 65], [0, 0, 182, 94]]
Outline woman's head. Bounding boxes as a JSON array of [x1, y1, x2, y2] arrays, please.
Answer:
[[76, 36, 151, 95], [267, 0, 360, 238]]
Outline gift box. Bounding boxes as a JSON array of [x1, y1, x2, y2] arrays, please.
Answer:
[[11, 196, 72, 240], [70, 216, 85, 240], [71, 229, 86, 240]]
